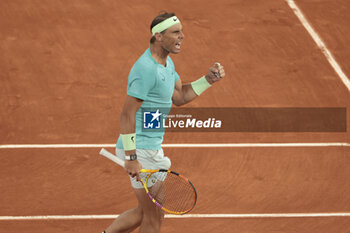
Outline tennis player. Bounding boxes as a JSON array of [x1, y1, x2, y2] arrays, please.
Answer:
[[103, 12, 225, 233]]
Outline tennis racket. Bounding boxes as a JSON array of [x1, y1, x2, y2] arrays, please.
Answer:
[[99, 148, 197, 215]]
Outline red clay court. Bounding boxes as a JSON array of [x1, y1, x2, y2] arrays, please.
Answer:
[[1, 0, 350, 232]]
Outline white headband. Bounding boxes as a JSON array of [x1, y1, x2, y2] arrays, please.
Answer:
[[151, 16, 181, 36]]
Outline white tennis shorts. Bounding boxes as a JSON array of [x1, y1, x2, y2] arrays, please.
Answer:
[[116, 148, 171, 189]]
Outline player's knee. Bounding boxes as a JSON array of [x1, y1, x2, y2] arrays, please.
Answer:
[[135, 205, 143, 218], [159, 211, 165, 222], [143, 212, 163, 228]]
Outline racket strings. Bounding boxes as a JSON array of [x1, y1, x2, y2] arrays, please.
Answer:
[[148, 172, 196, 213]]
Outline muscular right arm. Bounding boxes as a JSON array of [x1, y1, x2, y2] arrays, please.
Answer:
[[120, 95, 143, 154], [120, 95, 143, 180]]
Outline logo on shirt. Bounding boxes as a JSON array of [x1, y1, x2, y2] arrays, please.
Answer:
[[143, 109, 162, 129], [159, 73, 166, 81]]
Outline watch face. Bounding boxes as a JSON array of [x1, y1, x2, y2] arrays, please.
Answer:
[[130, 154, 137, 160]]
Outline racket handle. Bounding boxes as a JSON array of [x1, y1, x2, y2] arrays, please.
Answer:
[[99, 148, 125, 167]]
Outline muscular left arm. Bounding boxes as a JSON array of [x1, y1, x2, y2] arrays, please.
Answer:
[[172, 63, 225, 106], [172, 79, 198, 106]]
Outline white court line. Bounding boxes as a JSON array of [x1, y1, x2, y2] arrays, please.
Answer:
[[285, 0, 350, 91], [0, 143, 349, 149], [161, 143, 350, 147], [1, 213, 350, 221]]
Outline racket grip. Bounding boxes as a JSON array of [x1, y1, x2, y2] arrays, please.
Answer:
[[99, 148, 125, 167]]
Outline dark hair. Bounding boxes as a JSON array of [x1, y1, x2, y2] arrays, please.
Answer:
[[150, 11, 176, 44]]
